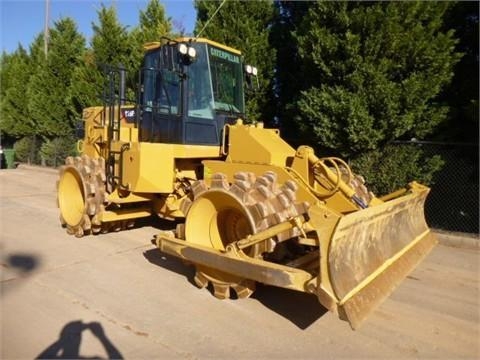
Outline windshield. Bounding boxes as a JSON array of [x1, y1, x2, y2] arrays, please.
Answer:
[[187, 43, 244, 119], [208, 45, 244, 114]]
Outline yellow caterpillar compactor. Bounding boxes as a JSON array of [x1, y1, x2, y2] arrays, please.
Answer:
[[57, 38, 437, 329]]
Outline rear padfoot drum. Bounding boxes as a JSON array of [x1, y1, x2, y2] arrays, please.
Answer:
[[57, 155, 122, 237]]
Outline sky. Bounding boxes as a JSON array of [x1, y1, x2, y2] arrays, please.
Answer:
[[0, 0, 197, 54]]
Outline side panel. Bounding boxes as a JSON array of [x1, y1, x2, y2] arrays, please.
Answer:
[[81, 107, 108, 160], [81, 106, 138, 160], [123, 143, 222, 193], [227, 124, 296, 166]]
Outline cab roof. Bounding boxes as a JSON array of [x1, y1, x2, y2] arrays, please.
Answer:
[[143, 37, 242, 56]]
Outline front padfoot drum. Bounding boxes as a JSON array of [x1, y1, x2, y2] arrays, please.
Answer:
[[180, 171, 308, 299]]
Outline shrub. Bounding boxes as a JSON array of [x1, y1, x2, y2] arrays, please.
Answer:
[[13, 136, 42, 164], [39, 137, 76, 167], [351, 144, 444, 196]]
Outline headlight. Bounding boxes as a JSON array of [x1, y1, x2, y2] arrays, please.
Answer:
[[245, 65, 252, 74], [252, 67, 258, 76], [187, 46, 196, 59], [178, 43, 188, 55]]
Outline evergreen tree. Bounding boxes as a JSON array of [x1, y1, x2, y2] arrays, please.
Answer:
[[27, 18, 85, 138], [91, 5, 131, 67], [128, 0, 172, 91], [271, 1, 312, 136], [437, 2, 479, 144], [1, 51, 13, 100], [352, 144, 444, 195], [1, 35, 46, 163], [0, 43, 39, 138], [289, 2, 461, 156], [70, 5, 133, 109], [194, 0, 276, 123], [69, 49, 101, 110], [274, 2, 461, 193], [136, 0, 172, 44]]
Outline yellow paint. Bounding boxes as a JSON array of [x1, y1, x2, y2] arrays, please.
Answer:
[[100, 208, 152, 222], [338, 229, 430, 306], [57, 167, 85, 227], [107, 190, 154, 204], [144, 37, 242, 55], [226, 122, 295, 166], [58, 37, 437, 330], [123, 142, 221, 193]]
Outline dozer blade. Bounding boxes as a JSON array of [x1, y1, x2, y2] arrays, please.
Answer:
[[327, 184, 437, 329]]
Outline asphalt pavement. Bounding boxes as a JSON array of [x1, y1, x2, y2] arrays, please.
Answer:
[[1, 167, 479, 359]]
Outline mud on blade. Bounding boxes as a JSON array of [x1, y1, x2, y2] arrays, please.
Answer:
[[326, 184, 437, 329]]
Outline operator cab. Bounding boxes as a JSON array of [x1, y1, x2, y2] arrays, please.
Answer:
[[139, 38, 245, 145]]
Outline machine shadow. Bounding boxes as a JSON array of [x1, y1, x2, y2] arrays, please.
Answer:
[[143, 248, 196, 285], [111, 215, 178, 236], [36, 320, 123, 359], [139, 215, 180, 232], [253, 284, 329, 329], [145, 248, 328, 329]]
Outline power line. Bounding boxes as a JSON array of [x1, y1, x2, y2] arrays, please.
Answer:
[[196, 0, 227, 38]]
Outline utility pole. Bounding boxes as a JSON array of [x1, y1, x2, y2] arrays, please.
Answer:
[[44, 0, 50, 57]]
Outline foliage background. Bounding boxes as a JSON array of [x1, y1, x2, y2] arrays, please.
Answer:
[[0, 0, 478, 200]]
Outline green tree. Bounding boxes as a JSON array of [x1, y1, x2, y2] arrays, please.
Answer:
[[70, 5, 133, 109], [290, 2, 461, 156], [27, 18, 86, 138], [436, 2, 479, 144], [13, 136, 41, 164], [352, 145, 444, 195], [0, 45, 36, 137], [128, 0, 173, 91], [91, 5, 131, 67], [0, 51, 13, 100], [69, 49, 100, 111], [194, 0, 276, 123], [274, 2, 461, 193], [136, 0, 172, 44], [39, 136, 76, 167], [1, 35, 47, 163], [271, 1, 312, 136]]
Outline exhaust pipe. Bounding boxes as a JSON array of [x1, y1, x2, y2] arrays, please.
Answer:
[[119, 64, 126, 106]]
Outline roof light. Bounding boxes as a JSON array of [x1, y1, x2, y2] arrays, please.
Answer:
[[187, 46, 196, 59], [178, 43, 188, 55]]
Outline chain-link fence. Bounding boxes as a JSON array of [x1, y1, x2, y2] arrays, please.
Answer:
[[9, 133, 479, 234], [399, 141, 479, 234]]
